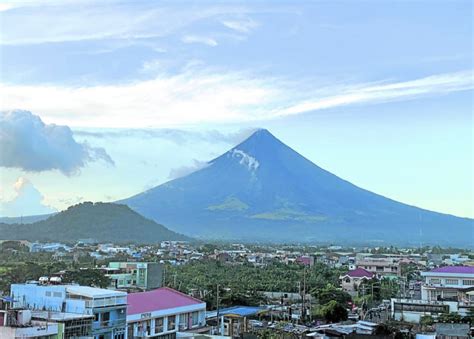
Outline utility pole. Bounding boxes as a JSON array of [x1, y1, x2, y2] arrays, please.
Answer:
[[301, 268, 306, 324], [216, 284, 220, 335]]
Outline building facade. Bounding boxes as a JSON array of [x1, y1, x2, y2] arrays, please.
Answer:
[[339, 268, 375, 296], [11, 283, 127, 339], [391, 266, 474, 323], [356, 255, 401, 277], [105, 262, 163, 291], [127, 287, 207, 338]]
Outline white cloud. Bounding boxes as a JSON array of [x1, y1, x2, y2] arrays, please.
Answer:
[[168, 160, 210, 179], [277, 70, 474, 117], [181, 35, 218, 47], [0, 177, 57, 217], [0, 2, 250, 45], [221, 17, 259, 33], [0, 110, 114, 175], [0, 70, 472, 128]]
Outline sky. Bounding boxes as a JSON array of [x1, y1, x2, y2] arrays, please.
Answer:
[[0, 0, 472, 218]]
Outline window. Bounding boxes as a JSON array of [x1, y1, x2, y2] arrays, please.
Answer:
[[167, 315, 176, 331], [45, 291, 51, 297], [463, 279, 474, 286], [191, 311, 199, 326], [155, 317, 164, 333], [53, 292, 62, 297], [445, 279, 459, 285], [430, 278, 441, 284], [179, 313, 188, 330], [102, 312, 110, 325]]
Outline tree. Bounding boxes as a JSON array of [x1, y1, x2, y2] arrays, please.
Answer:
[[63, 269, 110, 288], [314, 284, 352, 305], [319, 300, 348, 323]]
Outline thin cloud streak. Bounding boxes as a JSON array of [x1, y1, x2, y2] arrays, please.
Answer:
[[278, 70, 474, 117], [0, 70, 472, 128]]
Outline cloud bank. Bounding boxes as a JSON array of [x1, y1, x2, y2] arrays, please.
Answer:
[[0, 110, 114, 175], [0, 177, 56, 217], [0, 70, 471, 128]]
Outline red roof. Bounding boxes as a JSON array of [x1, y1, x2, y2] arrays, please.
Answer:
[[344, 268, 375, 278], [127, 287, 204, 315]]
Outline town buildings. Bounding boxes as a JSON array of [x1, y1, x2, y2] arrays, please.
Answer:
[[0, 307, 60, 339], [391, 266, 474, 322], [356, 254, 401, 277], [11, 283, 127, 339], [126, 287, 207, 338]]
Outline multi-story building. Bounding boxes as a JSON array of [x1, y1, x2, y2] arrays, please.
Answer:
[[105, 262, 163, 291], [0, 308, 59, 339], [11, 283, 127, 339], [356, 254, 401, 277], [391, 266, 474, 323], [126, 287, 207, 338]]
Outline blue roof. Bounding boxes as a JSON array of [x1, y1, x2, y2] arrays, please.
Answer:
[[216, 306, 267, 317]]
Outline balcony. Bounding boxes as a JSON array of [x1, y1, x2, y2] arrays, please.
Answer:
[[93, 318, 127, 330]]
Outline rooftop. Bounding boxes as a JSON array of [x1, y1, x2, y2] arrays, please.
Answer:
[[127, 287, 204, 315], [66, 285, 127, 299], [207, 306, 267, 318], [343, 268, 375, 278], [428, 266, 474, 274]]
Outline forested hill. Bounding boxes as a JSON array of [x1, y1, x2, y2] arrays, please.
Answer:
[[0, 202, 190, 244]]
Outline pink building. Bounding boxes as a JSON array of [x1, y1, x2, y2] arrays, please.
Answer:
[[340, 268, 375, 296], [127, 287, 207, 338]]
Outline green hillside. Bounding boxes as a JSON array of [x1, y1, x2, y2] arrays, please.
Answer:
[[0, 202, 190, 244]]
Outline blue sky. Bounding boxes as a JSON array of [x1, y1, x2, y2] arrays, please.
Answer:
[[0, 0, 472, 218]]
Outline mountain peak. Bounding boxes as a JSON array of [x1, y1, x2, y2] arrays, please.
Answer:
[[236, 128, 284, 153]]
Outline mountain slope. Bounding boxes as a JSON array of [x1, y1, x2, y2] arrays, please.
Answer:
[[0, 202, 189, 243], [122, 129, 473, 246]]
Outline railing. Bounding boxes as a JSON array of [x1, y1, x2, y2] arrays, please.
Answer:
[[93, 319, 126, 329]]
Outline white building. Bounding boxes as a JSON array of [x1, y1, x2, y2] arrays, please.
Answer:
[[391, 266, 474, 323]]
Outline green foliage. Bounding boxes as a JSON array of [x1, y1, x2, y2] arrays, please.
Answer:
[[313, 283, 352, 305], [318, 300, 348, 323], [0, 262, 67, 294], [420, 315, 434, 326], [0, 202, 189, 244], [62, 269, 110, 288], [358, 277, 399, 301], [164, 260, 343, 310]]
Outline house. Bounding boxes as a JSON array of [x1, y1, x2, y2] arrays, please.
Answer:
[[339, 268, 375, 296], [126, 287, 207, 338], [11, 282, 127, 339], [391, 266, 474, 323], [356, 254, 401, 277], [105, 262, 163, 291], [296, 255, 314, 267], [206, 306, 267, 338]]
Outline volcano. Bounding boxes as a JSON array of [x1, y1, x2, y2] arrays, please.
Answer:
[[121, 129, 473, 245]]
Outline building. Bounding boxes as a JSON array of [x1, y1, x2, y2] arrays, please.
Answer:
[[356, 254, 401, 277], [339, 268, 375, 296], [105, 262, 163, 291], [11, 283, 127, 339], [296, 255, 314, 267], [206, 306, 267, 338], [127, 287, 207, 338], [0, 308, 60, 339], [391, 266, 474, 323], [31, 310, 95, 338]]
